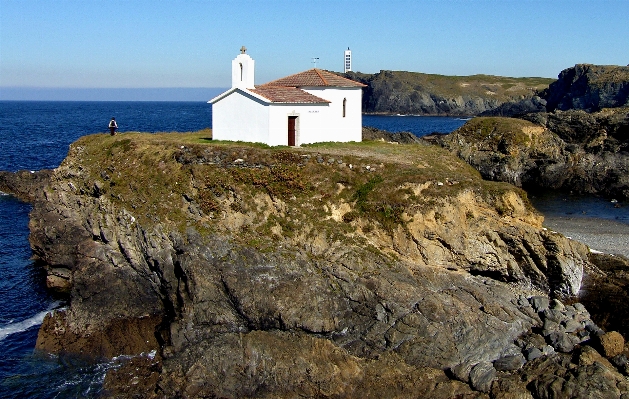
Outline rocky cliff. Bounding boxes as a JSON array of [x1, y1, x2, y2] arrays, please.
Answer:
[[344, 70, 553, 116], [482, 64, 629, 117], [544, 64, 629, 112], [430, 110, 629, 201], [440, 64, 629, 202], [1, 132, 627, 397]]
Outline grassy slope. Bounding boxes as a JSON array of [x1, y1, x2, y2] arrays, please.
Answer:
[[60, 130, 533, 252], [346, 70, 555, 102]]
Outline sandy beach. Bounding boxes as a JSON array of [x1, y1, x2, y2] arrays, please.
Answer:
[[542, 216, 629, 258]]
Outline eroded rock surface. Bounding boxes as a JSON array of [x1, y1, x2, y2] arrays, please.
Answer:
[[429, 112, 629, 200], [1, 133, 612, 397]]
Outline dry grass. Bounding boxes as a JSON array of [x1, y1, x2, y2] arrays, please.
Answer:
[[59, 130, 530, 248]]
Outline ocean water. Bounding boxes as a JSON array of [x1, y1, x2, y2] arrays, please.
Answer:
[[363, 114, 469, 136], [0, 101, 212, 398], [0, 101, 624, 397]]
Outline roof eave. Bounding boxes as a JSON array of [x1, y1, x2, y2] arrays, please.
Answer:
[[208, 87, 271, 104]]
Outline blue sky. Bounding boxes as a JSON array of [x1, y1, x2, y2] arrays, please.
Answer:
[[1, 0, 628, 100]]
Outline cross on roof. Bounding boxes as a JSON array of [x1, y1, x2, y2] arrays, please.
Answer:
[[240, 46, 247, 54]]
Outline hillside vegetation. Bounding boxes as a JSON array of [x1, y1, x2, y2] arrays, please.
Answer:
[[344, 70, 554, 115], [62, 130, 525, 243]]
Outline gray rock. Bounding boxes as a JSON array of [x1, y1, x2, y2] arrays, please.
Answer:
[[542, 345, 556, 356], [501, 344, 524, 357], [524, 347, 543, 361], [563, 318, 584, 334], [585, 320, 605, 337], [545, 64, 629, 112], [548, 332, 576, 353], [542, 319, 562, 337], [574, 302, 589, 315], [450, 361, 474, 383], [563, 305, 577, 319], [550, 298, 565, 311], [517, 333, 547, 350], [543, 308, 567, 324], [530, 296, 550, 313], [612, 354, 629, 375], [494, 354, 526, 371], [437, 101, 629, 204], [469, 361, 496, 393]]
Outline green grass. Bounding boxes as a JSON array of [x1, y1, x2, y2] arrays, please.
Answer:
[[345, 70, 554, 102], [60, 130, 532, 252]]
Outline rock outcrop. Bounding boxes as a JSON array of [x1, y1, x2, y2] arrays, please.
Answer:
[[361, 126, 424, 144], [481, 64, 629, 117], [544, 64, 629, 112], [429, 112, 629, 200], [344, 70, 553, 116], [3, 132, 624, 397]]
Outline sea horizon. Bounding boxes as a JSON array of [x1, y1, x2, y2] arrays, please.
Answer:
[[0, 87, 228, 102]]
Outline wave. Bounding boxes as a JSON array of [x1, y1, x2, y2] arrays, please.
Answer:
[[0, 302, 63, 341]]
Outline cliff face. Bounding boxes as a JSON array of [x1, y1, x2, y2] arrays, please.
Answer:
[[544, 64, 629, 112], [2, 132, 620, 397], [431, 110, 629, 200], [482, 64, 629, 118], [345, 70, 553, 116]]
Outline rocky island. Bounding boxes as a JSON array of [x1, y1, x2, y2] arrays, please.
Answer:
[[2, 128, 629, 398]]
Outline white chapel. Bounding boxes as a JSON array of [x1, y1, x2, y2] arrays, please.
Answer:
[[209, 47, 365, 146]]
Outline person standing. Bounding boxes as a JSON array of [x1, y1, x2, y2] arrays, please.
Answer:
[[108, 117, 118, 135]]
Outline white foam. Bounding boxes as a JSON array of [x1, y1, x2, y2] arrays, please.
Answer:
[[0, 302, 63, 341]]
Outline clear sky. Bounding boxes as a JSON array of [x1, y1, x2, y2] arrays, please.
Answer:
[[1, 0, 628, 100]]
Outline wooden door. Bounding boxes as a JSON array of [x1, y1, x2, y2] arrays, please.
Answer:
[[288, 116, 297, 146]]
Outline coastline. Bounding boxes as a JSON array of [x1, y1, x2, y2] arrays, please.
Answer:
[[543, 215, 629, 258]]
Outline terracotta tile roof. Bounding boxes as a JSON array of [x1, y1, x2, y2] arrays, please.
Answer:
[[250, 86, 331, 103], [259, 68, 366, 88]]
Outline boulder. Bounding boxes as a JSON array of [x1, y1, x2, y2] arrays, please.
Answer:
[[469, 361, 496, 393], [599, 331, 625, 358], [494, 354, 526, 371], [529, 296, 550, 313], [547, 331, 576, 353]]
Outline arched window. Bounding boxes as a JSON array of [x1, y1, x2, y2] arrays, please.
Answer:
[[342, 98, 347, 118], [239, 63, 243, 81]]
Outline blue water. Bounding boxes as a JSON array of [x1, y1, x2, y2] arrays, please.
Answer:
[[363, 114, 469, 136], [0, 101, 213, 398], [530, 190, 629, 225]]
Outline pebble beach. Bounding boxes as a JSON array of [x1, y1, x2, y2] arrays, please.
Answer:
[[543, 216, 629, 258]]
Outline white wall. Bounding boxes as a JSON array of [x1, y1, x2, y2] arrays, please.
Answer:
[[212, 86, 363, 146], [212, 90, 269, 144], [267, 104, 329, 146], [231, 54, 255, 89], [301, 87, 362, 144]]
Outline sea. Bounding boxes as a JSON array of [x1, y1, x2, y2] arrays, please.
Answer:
[[0, 101, 627, 398]]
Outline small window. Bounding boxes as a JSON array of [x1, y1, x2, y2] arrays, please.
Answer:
[[239, 63, 243, 81], [343, 98, 347, 118]]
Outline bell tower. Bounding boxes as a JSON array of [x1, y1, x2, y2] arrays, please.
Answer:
[[232, 46, 255, 89]]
